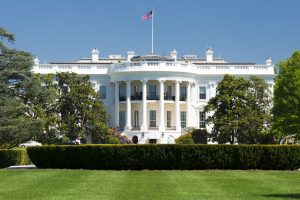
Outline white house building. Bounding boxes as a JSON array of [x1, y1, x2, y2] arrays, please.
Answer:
[[32, 48, 275, 144]]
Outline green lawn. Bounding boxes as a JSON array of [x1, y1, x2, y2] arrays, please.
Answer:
[[0, 170, 299, 200]]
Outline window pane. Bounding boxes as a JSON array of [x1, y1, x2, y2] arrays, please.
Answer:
[[181, 111, 186, 128], [100, 86, 106, 99], [199, 111, 206, 128], [199, 86, 206, 100], [150, 85, 156, 96], [150, 110, 156, 127]]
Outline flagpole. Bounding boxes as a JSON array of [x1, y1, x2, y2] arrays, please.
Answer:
[[151, 7, 154, 54]]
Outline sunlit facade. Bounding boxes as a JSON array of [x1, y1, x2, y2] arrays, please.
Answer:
[[32, 48, 275, 144]]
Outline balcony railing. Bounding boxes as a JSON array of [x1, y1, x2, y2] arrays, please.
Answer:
[[119, 96, 126, 101], [164, 94, 175, 100], [131, 95, 142, 100], [147, 95, 159, 100]]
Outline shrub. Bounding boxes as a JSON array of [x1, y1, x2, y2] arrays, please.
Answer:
[[108, 137, 121, 144], [175, 133, 194, 144], [0, 149, 31, 168], [27, 145, 300, 170], [192, 129, 208, 144]]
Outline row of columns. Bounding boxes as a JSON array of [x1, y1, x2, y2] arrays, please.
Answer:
[[114, 80, 191, 132]]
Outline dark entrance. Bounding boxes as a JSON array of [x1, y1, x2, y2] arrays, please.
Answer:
[[149, 139, 157, 144], [132, 135, 138, 144]]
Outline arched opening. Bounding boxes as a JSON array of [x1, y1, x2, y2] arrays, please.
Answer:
[[132, 135, 138, 144]]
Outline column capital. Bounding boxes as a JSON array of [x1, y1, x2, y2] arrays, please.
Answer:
[[140, 79, 148, 83], [175, 80, 182, 84], [158, 79, 166, 83]]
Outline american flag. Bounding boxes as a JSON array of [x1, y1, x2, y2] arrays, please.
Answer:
[[142, 11, 152, 20]]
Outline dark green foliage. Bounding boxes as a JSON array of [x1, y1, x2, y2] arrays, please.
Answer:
[[0, 27, 44, 148], [176, 129, 208, 144], [27, 145, 300, 170], [56, 72, 109, 143], [192, 129, 208, 144], [205, 75, 272, 144], [273, 51, 300, 139], [0, 149, 31, 168]]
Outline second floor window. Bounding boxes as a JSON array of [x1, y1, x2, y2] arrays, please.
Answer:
[[119, 85, 126, 97], [100, 85, 106, 99], [199, 86, 206, 100], [149, 85, 156, 97], [180, 86, 187, 101]]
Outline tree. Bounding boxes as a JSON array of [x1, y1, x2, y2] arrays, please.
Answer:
[[0, 27, 43, 148], [273, 51, 300, 139], [20, 74, 59, 144], [204, 75, 272, 144], [56, 72, 109, 143]]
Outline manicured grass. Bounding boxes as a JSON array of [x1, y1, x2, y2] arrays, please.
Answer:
[[0, 170, 299, 200]]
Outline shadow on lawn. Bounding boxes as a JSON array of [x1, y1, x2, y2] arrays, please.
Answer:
[[261, 194, 300, 199]]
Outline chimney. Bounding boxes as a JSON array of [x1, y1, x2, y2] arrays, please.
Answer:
[[91, 48, 99, 62], [170, 49, 177, 61], [206, 47, 213, 62], [266, 57, 272, 66], [34, 57, 40, 66], [127, 51, 135, 61]]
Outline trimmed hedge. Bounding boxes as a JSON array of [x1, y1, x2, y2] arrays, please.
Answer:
[[27, 145, 300, 170], [0, 149, 31, 168]]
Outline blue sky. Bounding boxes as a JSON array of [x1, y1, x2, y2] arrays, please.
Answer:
[[1, 0, 299, 64]]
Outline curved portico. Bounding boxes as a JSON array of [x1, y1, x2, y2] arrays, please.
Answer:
[[113, 78, 194, 134]]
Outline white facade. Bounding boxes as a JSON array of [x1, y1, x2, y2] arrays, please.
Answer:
[[32, 48, 275, 144]]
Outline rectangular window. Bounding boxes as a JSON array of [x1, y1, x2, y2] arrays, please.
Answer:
[[199, 112, 206, 128], [149, 85, 157, 99], [180, 111, 186, 128], [119, 85, 126, 101], [180, 86, 187, 101], [167, 111, 171, 127], [199, 86, 206, 100], [119, 111, 125, 131], [134, 111, 139, 127], [165, 86, 173, 100], [100, 85, 106, 99], [149, 110, 156, 128]]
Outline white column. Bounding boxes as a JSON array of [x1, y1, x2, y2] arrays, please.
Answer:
[[140, 80, 148, 131], [159, 80, 165, 131], [186, 82, 191, 127], [175, 80, 181, 132], [114, 81, 119, 128], [125, 80, 132, 131]]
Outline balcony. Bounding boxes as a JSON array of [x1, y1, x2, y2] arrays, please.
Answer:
[[164, 93, 175, 101], [147, 95, 159, 100], [119, 96, 126, 101], [131, 92, 142, 100], [180, 96, 187, 101]]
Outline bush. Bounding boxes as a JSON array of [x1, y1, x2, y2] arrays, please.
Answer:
[[192, 129, 208, 144], [176, 129, 208, 144], [108, 137, 121, 144], [0, 149, 31, 168], [175, 133, 194, 144], [27, 145, 300, 170]]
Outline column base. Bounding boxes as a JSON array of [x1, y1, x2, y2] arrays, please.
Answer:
[[125, 126, 132, 131], [158, 125, 165, 132], [176, 125, 181, 132], [140, 124, 148, 131]]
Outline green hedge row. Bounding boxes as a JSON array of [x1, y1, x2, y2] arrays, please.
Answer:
[[27, 145, 300, 170], [0, 149, 31, 168]]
